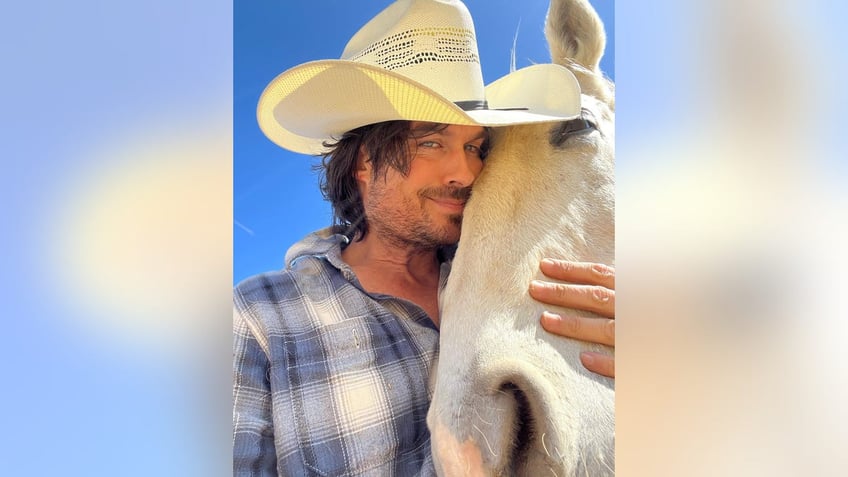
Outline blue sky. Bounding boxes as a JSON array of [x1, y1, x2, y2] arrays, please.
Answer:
[[234, 0, 615, 284]]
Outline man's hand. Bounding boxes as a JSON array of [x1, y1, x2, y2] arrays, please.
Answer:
[[528, 259, 615, 378]]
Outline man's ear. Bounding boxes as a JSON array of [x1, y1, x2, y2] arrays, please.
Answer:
[[355, 145, 371, 183]]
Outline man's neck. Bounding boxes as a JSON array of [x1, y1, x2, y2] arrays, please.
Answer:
[[341, 232, 444, 325], [341, 232, 440, 287]]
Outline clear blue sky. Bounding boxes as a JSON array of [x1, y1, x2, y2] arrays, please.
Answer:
[[234, 0, 615, 284]]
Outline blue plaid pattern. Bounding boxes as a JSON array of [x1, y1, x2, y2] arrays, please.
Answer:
[[233, 228, 444, 476]]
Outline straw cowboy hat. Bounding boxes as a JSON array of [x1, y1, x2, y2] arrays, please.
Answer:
[[257, 0, 582, 155]]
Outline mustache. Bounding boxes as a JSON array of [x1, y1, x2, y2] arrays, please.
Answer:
[[419, 186, 472, 202]]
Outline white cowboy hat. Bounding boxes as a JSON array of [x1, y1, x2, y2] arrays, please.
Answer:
[[257, 0, 582, 155]]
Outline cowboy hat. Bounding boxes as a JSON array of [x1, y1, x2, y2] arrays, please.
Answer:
[[257, 0, 582, 155]]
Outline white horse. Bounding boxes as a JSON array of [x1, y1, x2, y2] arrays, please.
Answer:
[[427, 0, 615, 475]]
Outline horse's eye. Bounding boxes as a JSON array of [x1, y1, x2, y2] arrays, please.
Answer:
[[549, 110, 598, 147], [564, 119, 597, 134]]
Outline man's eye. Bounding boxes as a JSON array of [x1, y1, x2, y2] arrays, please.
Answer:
[[419, 141, 440, 148], [467, 141, 489, 159]]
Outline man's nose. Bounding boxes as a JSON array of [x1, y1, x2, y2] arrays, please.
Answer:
[[444, 149, 480, 188]]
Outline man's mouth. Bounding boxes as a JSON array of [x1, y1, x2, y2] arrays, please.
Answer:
[[420, 186, 471, 215], [428, 197, 467, 213]]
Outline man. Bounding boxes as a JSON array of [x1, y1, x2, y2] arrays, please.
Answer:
[[234, 0, 615, 475]]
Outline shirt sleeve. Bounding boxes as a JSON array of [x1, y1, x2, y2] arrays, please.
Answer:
[[233, 306, 278, 476]]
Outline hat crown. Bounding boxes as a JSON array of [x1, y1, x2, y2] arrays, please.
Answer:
[[340, 0, 484, 103], [257, 0, 582, 155]]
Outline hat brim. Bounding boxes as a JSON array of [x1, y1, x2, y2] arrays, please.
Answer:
[[257, 61, 581, 155]]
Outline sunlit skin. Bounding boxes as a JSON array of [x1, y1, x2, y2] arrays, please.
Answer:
[[341, 121, 615, 376], [531, 259, 616, 378], [361, 121, 487, 249], [341, 122, 486, 323]]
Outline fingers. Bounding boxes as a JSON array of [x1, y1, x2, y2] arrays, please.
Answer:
[[541, 311, 615, 347], [529, 280, 615, 318], [533, 259, 616, 379], [539, 259, 615, 290], [580, 352, 614, 378]]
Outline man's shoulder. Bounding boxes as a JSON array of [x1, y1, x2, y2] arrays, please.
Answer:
[[233, 257, 353, 334], [234, 269, 298, 305], [233, 268, 317, 340]]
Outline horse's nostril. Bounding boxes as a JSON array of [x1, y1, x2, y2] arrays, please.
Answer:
[[500, 382, 535, 472]]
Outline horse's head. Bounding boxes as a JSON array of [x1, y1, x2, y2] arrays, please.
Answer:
[[427, 0, 614, 475]]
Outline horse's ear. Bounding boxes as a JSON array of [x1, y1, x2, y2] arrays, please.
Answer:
[[545, 0, 610, 100]]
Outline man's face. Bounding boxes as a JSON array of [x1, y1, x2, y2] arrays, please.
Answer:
[[359, 122, 487, 249]]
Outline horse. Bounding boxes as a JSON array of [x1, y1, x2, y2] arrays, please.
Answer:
[[426, 0, 615, 475]]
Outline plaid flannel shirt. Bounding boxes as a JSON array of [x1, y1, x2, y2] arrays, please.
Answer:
[[233, 228, 449, 476]]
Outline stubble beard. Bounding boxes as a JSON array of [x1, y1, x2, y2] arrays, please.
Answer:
[[366, 186, 465, 251]]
